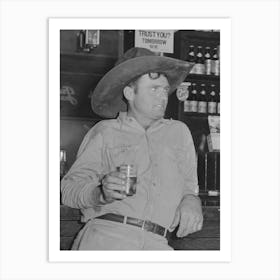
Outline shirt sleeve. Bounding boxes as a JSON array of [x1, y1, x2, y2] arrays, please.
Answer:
[[60, 122, 105, 209], [178, 122, 199, 197]]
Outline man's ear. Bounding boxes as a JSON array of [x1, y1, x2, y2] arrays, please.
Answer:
[[123, 86, 135, 102]]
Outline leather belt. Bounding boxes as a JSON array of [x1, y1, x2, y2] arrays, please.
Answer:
[[95, 213, 171, 239]]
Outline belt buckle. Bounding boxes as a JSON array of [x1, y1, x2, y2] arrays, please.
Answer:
[[142, 220, 156, 233]]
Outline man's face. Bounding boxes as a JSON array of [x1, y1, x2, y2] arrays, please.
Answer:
[[128, 73, 170, 120]]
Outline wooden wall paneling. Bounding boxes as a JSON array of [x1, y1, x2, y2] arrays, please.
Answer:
[[60, 54, 117, 75], [60, 237, 76, 250], [60, 205, 81, 220], [60, 119, 101, 168], [60, 30, 120, 57], [60, 72, 103, 118], [123, 30, 135, 52], [60, 221, 84, 237], [117, 30, 124, 57]]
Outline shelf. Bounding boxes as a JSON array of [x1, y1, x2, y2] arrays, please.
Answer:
[[181, 112, 220, 118], [180, 30, 220, 41], [61, 52, 118, 60], [186, 74, 220, 82]]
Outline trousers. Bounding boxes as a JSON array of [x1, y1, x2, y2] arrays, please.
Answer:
[[72, 218, 173, 250]]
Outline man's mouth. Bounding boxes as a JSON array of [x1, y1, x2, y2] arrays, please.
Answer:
[[154, 104, 166, 110]]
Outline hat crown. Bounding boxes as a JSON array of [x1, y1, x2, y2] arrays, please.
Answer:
[[115, 47, 155, 66]]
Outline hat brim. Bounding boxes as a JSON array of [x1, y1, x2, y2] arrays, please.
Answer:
[[91, 55, 194, 118]]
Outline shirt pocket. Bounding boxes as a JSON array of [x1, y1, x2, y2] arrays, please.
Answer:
[[158, 146, 186, 202], [105, 144, 139, 171], [164, 145, 184, 162]]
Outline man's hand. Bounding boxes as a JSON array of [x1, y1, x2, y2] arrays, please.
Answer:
[[100, 171, 127, 203], [169, 195, 203, 238]]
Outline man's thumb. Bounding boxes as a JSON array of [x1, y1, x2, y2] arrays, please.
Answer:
[[169, 210, 180, 232]]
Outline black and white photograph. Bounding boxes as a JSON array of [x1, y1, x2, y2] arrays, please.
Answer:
[[48, 18, 232, 262], [59, 29, 221, 251]]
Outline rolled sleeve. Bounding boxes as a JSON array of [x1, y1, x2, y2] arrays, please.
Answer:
[[179, 123, 199, 197]]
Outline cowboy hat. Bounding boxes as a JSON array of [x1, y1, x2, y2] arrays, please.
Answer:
[[91, 47, 194, 118]]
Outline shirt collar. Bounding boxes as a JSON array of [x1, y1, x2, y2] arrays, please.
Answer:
[[117, 111, 170, 132]]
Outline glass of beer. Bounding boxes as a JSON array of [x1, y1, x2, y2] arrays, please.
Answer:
[[118, 164, 137, 196]]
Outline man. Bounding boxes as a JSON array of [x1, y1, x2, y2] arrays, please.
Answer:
[[61, 47, 203, 250]]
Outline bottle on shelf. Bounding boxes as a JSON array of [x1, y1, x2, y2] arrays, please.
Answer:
[[189, 83, 198, 113], [186, 44, 196, 63], [77, 30, 85, 52], [217, 91, 220, 114], [197, 83, 207, 114], [186, 45, 196, 74], [184, 95, 191, 112], [207, 84, 217, 114], [204, 46, 212, 75], [211, 47, 220, 76], [60, 149, 68, 181], [194, 46, 205, 75]]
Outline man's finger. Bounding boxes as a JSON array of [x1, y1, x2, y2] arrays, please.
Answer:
[[105, 189, 126, 200], [169, 210, 180, 231], [177, 215, 190, 237], [104, 182, 126, 192], [104, 176, 126, 186], [186, 219, 198, 235]]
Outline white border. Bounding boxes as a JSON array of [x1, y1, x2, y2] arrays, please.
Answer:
[[49, 18, 231, 262]]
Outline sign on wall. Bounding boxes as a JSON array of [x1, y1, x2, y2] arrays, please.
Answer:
[[60, 74, 102, 119], [135, 30, 174, 53]]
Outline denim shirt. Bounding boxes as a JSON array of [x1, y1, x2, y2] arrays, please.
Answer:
[[61, 112, 199, 228]]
